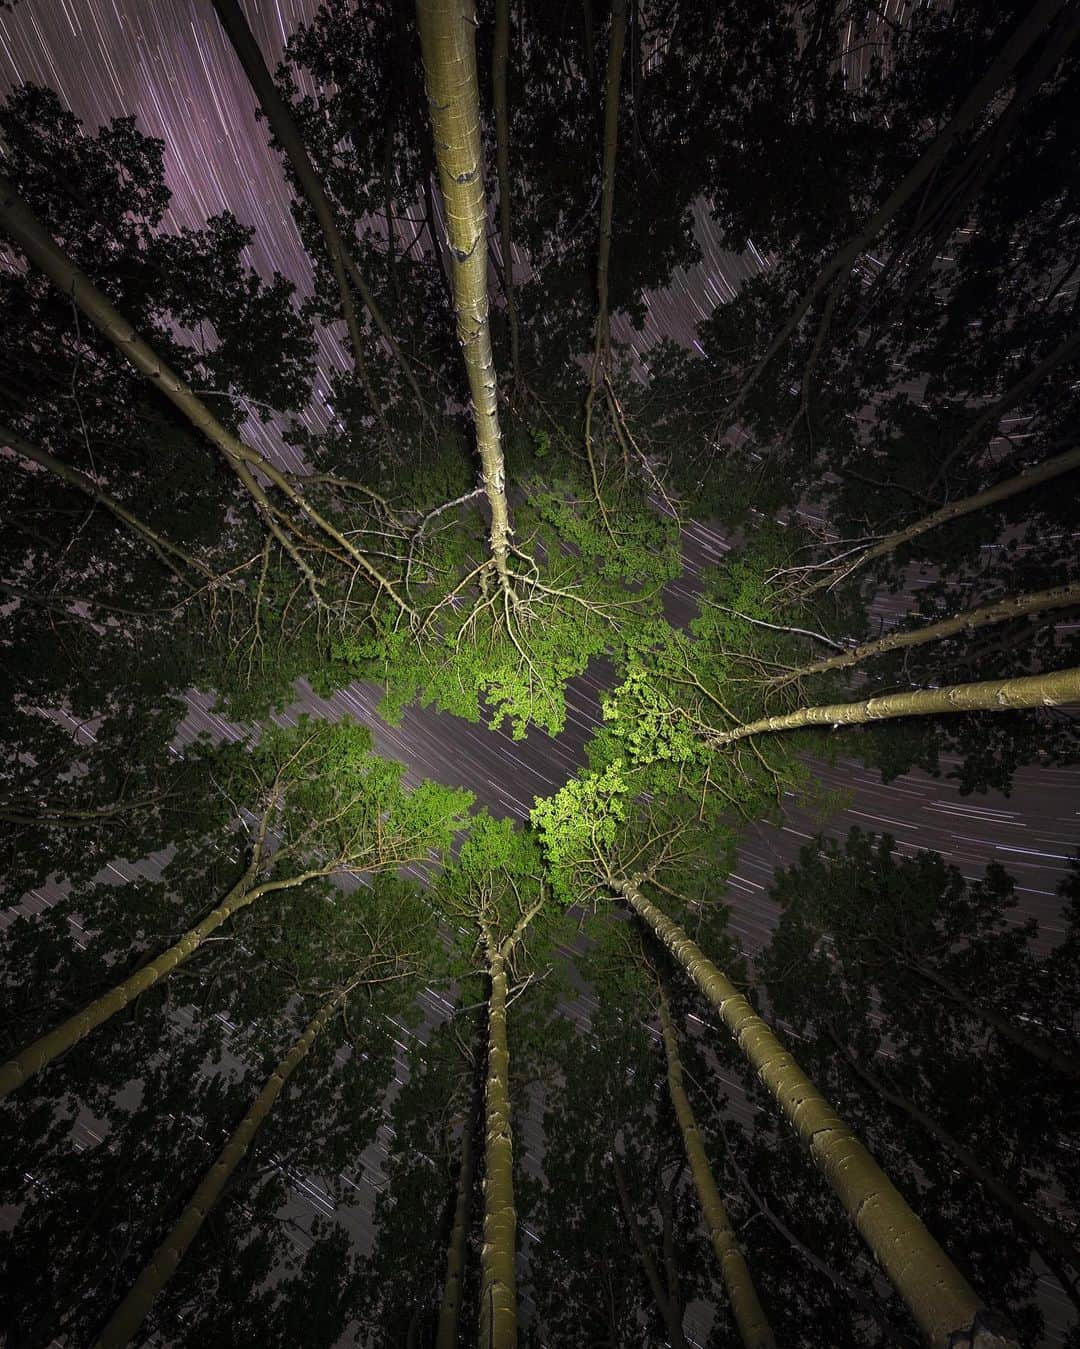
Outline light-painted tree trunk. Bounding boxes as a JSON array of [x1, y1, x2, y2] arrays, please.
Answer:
[[210, 0, 426, 425], [728, 0, 1066, 417], [0, 846, 332, 1102], [808, 443, 1080, 593], [436, 1056, 481, 1349], [491, 0, 522, 396], [2, 423, 217, 583], [617, 876, 1012, 1349], [781, 582, 1080, 684], [479, 934, 518, 1349], [416, 0, 513, 595], [657, 984, 775, 1349], [91, 988, 346, 1349], [0, 173, 416, 618], [708, 665, 1080, 749]]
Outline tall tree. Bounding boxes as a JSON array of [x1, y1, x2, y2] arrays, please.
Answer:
[[705, 665, 1080, 749], [0, 172, 416, 618], [614, 875, 1016, 1348], [417, 0, 515, 597], [209, 0, 428, 430], [438, 817, 550, 1348], [92, 985, 353, 1349], [0, 720, 469, 1101], [657, 979, 775, 1349]]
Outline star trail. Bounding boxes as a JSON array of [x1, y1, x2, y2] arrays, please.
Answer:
[[2, 4, 1078, 1344], [2, 0, 1076, 961]]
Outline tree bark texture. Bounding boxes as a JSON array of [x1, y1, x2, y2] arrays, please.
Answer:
[[832, 1033, 1080, 1276], [709, 665, 1080, 749], [491, 0, 522, 393], [658, 984, 776, 1349], [416, 0, 513, 593], [618, 876, 1010, 1349], [480, 938, 518, 1349], [91, 988, 346, 1349]]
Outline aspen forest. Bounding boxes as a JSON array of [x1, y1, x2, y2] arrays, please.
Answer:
[[4, 0, 1080, 1345]]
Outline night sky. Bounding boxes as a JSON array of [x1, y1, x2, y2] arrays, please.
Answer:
[[2, 3, 1078, 1342], [2, 0, 1076, 947]]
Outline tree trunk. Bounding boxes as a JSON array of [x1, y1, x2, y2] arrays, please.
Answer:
[[436, 1047, 482, 1349], [808, 443, 1080, 593], [2, 423, 217, 583], [728, 0, 1066, 417], [610, 1147, 688, 1349], [0, 173, 416, 618], [830, 1031, 1080, 1276], [707, 665, 1080, 750], [416, 0, 514, 596], [617, 876, 1010, 1349], [780, 582, 1080, 684], [479, 936, 518, 1349], [91, 988, 346, 1349], [0, 851, 330, 1102], [209, 0, 426, 423], [657, 984, 775, 1349], [492, 0, 523, 395]]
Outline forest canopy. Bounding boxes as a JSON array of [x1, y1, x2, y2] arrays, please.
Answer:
[[1, 0, 1079, 1346]]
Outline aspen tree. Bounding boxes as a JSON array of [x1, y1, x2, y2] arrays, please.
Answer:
[[416, 0, 514, 595], [727, 0, 1067, 417], [609, 1146, 689, 1349], [805, 444, 1080, 594], [479, 928, 519, 1349], [436, 1046, 482, 1349], [826, 1028, 1080, 1277], [210, 0, 427, 426], [0, 847, 334, 1103], [583, 0, 628, 523], [657, 982, 775, 1349], [2, 423, 218, 584], [594, 0, 627, 368], [0, 725, 467, 1102], [777, 582, 1080, 685], [91, 987, 348, 1349], [0, 173, 416, 618], [617, 876, 1018, 1348], [708, 665, 1080, 749]]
